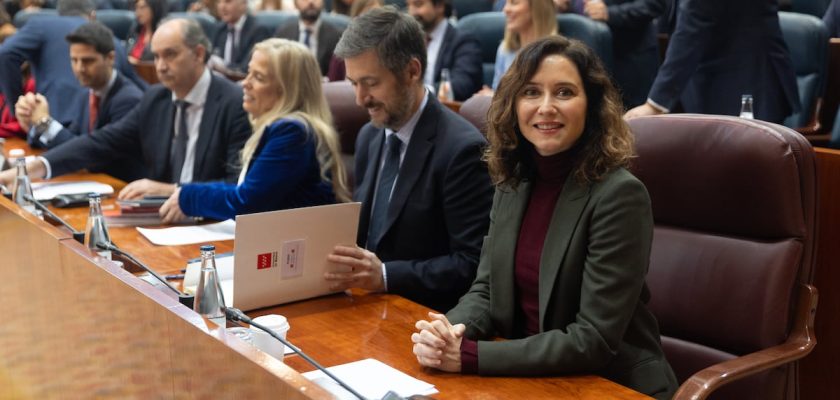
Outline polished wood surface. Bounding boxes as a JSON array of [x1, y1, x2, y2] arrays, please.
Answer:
[[2, 138, 650, 399], [800, 147, 840, 400]]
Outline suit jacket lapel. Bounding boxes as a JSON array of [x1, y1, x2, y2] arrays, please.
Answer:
[[435, 24, 455, 80], [192, 76, 219, 180], [357, 127, 385, 245], [538, 178, 590, 331], [237, 16, 253, 62], [492, 183, 531, 337], [158, 97, 176, 180]]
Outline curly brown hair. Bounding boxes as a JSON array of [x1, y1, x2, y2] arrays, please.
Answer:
[[484, 35, 634, 188]]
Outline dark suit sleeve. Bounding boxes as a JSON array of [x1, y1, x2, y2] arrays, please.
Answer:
[[0, 24, 41, 114], [449, 32, 484, 101], [385, 136, 493, 311], [606, 0, 667, 29], [231, 24, 271, 72], [647, 0, 722, 110], [467, 177, 654, 376], [43, 103, 143, 178]]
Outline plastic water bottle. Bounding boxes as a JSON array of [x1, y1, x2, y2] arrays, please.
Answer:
[[10, 149, 39, 216], [84, 193, 112, 260], [194, 244, 226, 328], [438, 68, 455, 102], [740, 94, 754, 119]]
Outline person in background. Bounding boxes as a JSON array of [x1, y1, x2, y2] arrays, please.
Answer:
[[126, 0, 167, 63], [324, 7, 493, 312], [274, 0, 342, 76], [188, 0, 220, 19], [0, 8, 34, 139], [410, 36, 677, 399], [407, 0, 482, 101], [349, 0, 381, 16], [572, 0, 666, 108], [209, 0, 271, 73], [488, 0, 557, 92], [825, 0, 839, 37], [159, 38, 349, 222], [624, 0, 799, 123], [326, 0, 382, 81]]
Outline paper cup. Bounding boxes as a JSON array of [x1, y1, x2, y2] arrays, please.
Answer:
[[250, 314, 289, 361]]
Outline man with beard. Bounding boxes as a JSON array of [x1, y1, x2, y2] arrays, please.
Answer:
[[323, 7, 493, 313], [407, 0, 482, 101], [274, 0, 342, 76]]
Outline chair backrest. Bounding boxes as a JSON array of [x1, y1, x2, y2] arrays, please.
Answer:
[[459, 94, 492, 135], [12, 9, 58, 28], [96, 9, 135, 41], [556, 13, 613, 72], [778, 11, 829, 129], [452, 0, 493, 19], [322, 12, 350, 31], [167, 11, 219, 41], [252, 10, 298, 33], [628, 114, 817, 399], [790, 0, 831, 17], [323, 80, 369, 187], [457, 11, 505, 87]]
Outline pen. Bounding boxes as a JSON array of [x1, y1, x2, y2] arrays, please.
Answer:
[[165, 274, 185, 280]]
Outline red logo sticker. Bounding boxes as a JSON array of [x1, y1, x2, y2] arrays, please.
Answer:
[[256, 253, 272, 270]]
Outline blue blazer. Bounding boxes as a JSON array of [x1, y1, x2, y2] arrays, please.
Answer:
[[648, 0, 800, 123], [0, 15, 147, 126], [433, 23, 483, 101], [354, 93, 494, 312], [178, 119, 336, 221]]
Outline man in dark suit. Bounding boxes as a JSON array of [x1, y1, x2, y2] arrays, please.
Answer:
[[325, 8, 494, 312], [575, 0, 666, 108], [0, 0, 147, 127], [274, 0, 342, 76], [0, 18, 251, 200], [625, 0, 800, 123], [14, 22, 143, 182], [208, 0, 271, 73], [408, 0, 483, 101], [825, 0, 839, 37]]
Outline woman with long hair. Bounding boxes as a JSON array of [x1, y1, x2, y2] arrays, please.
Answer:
[[126, 0, 167, 63], [491, 0, 557, 90], [159, 38, 350, 223]]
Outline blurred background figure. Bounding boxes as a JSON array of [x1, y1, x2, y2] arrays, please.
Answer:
[[349, 0, 381, 16], [126, 0, 167, 63], [274, 0, 342, 76], [331, 0, 352, 15], [208, 0, 271, 73], [490, 0, 557, 92]]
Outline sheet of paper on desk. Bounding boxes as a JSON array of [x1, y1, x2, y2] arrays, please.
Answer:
[[31, 181, 114, 201], [137, 219, 236, 246], [302, 358, 438, 400]]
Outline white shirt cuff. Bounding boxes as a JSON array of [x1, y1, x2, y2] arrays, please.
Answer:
[[381, 262, 388, 292], [646, 98, 669, 113], [38, 156, 52, 180], [29, 120, 64, 146]]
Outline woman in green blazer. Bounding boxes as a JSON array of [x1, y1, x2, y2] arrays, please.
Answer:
[[411, 36, 677, 399]]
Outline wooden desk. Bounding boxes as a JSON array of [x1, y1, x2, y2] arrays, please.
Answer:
[[2, 139, 649, 399]]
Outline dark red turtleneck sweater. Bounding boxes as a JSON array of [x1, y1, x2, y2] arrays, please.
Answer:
[[460, 150, 575, 374]]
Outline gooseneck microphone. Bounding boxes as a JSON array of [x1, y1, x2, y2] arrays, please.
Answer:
[[96, 242, 195, 308], [223, 307, 370, 400], [23, 194, 85, 243]]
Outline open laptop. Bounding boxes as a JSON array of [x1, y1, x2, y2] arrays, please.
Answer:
[[184, 202, 361, 311]]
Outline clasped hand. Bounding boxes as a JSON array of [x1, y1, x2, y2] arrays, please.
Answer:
[[324, 245, 385, 292], [411, 312, 465, 373]]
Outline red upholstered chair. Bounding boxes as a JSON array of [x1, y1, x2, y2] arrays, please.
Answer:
[[323, 80, 369, 187], [459, 94, 492, 136], [628, 115, 818, 400]]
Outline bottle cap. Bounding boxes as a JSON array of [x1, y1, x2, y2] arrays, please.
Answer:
[[8, 149, 24, 158], [200, 244, 215, 252]]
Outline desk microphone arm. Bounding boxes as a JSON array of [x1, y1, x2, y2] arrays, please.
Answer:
[[23, 194, 84, 244]]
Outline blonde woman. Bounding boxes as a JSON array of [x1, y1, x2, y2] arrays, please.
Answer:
[[491, 0, 557, 90], [159, 38, 350, 223]]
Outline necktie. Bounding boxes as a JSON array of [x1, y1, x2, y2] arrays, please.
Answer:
[[367, 135, 402, 251], [88, 92, 99, 134], [303, 28, 312, 49], [225, 25, 236, 64], [170, 100, 190, 183]]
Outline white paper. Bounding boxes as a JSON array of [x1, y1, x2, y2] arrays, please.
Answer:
[[31, 180, 114, 201], [302, 358, 438, 400], [137, 219, 236, 246]]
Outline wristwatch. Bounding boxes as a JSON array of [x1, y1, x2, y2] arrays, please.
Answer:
[[33, 116, 52, 136]]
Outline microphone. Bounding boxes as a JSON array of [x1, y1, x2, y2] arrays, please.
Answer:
[[23, 194, 85, 244], [223, 306, 373, 400], [96, 242, 195, 309]]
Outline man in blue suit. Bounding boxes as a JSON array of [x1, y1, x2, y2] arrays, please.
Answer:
[[625, 0, 799, 123], [208, 0, 271, 73], [0, 0, 147, 127], [408, 0, 483, 101], [14, 22, 143, 182]]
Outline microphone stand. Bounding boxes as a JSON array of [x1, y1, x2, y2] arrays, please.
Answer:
[[23, 194, 85, 244]]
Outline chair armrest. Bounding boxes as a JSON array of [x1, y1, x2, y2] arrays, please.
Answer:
[[673, 283, 818, 400]]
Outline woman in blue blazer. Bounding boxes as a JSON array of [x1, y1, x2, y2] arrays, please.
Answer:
[[159, 39, 350, 222], [411, 36, 677, 398]]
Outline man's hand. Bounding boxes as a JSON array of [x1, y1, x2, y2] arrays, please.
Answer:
[[1, 158, 47, 187], [584, 0, 609, 21], [159, 187, 188, 224], [624, 102, 665, 120], [324, 245, 386, 292], [15, 93, 51, 133], [411, 312, 466, 373], [118, 179, 176, 200]]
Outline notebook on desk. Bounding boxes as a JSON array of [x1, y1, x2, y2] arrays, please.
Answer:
[[184, 202, 361, 311]]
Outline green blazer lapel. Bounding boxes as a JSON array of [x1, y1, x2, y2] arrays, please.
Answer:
[[538, 179, 591, 332], [491, 183, 531, 336]]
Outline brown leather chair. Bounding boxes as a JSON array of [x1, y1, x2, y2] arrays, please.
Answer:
[[322, 80, 368, 187], [459, 94, 492, 136], [628, 114, 819, 400]]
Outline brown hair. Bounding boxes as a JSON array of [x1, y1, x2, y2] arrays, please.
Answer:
[[485, 35, 633, 188]]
